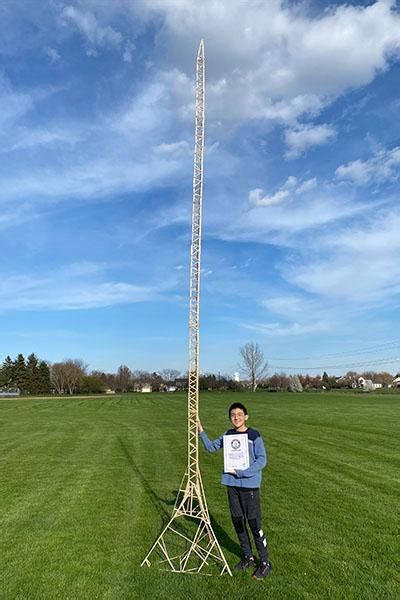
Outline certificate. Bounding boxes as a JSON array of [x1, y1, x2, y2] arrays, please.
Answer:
[[223, 433, 249, 472]]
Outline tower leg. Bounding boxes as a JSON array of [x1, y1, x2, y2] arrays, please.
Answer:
[[141, 473, 232, 576]]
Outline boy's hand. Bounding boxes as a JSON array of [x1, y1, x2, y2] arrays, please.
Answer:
[[229, 469, 237, 475], [197, 419, 203, 433]]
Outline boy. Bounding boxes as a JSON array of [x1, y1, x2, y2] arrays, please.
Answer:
[[198, 402, 272, 580]]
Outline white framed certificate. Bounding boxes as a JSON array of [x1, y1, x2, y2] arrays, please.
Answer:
[[223, 433, 249, 472]]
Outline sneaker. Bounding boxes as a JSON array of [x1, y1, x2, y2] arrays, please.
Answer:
[[252, 561, 272, 580], [235, 555, 256, 571]]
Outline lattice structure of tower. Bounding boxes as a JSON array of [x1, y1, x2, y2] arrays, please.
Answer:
[[141, 40, 232, 576]]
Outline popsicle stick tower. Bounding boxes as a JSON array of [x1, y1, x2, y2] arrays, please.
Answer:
[[141, 40, 232, 576]]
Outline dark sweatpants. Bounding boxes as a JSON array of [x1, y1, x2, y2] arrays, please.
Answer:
[[227, 486, 268, 562]]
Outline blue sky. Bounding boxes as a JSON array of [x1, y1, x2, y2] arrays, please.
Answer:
[[1, 0, 400, 376]]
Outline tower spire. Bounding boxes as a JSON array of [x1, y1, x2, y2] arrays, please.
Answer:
[[141, 40, 232, 576]]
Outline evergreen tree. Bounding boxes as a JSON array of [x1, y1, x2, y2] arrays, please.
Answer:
[[26, 353, 40, 394], [14, 354, 27, 393], [38, 361, 51, 394], [79, 375, 105, 394], [1, 356, 15, 387], [322, 371, 331, 390]]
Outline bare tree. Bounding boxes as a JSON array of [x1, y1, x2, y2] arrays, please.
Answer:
[[266, 373, 290, 391], [60, 358, 87, 394], [51, 362, 66, 394], [115, 365, 132, 392], [374, 372, 395, 386], [133, 370, 151, 391], [238, 342, 268, 392], [161, 369, 181, 383], [340, 371, 360, 388], [92, 370, 116, 390]]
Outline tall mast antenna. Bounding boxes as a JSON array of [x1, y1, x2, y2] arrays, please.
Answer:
[[141, 39, 232, 576]]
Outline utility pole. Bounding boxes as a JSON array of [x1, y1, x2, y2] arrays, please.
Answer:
[[141, 39, 231, 576]]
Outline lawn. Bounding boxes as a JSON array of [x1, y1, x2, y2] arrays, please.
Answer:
[[1, 391, 399, 599]]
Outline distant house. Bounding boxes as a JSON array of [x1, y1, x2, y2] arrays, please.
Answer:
[[392, 377, 400, 388], [0, 388, 20, 397], [141, 384, 152, 393], [166, 385, 177, 392], [105, 389, 116, 395], [358, 377, 382, 390]]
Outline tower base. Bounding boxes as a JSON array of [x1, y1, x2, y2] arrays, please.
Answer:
[[141, 472, 232, 576]]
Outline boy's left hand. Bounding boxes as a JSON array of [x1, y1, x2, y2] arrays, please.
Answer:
[[229, 469, 237, 475]]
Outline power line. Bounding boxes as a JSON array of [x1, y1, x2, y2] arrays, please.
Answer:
[[269, 357, 400, 372], [269, 339, 400, 361]]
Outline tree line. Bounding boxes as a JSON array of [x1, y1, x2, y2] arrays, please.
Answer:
[[238, 342, 399, 391], [0, 356, 184, 395], [0, 356, 241, 395], [1, 347, 398, 396], [259, 371, 397, 392]]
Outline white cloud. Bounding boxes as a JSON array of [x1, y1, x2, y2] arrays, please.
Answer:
[[153, 140, 190, 156], [0, 203, 34, 231], [240, 203, 400, 338], [113, 81, 166, 134], [287, 210, 400, 303], [336, 146, 400, 185], [284, 176, 298, 189], [0, 262, 158, 311], [62, 6, 122, 49], [243, 320, 329, 336], [61, 4, 138, 62], [8, 127, 81, 151], [215, 192, 370, 247], [331, 212, 400, 255], [0, 75, 32, 129], [249, 175, 318, 208], [263, 295, 316, 319], [113, 69, 192, 133], [249, 188, 290, 207], [135, 0, 400, 125], [254, 294, 338, 339], [4, 1, 400, 130], [0, 154, 185, 203], [123, 40, 135, 63], [285, 124, 337, 158], [44, 46, 61, 64], [3, 1, 398, 222], [295, 178, 317, 194], [0, 71, 192, 208], [260, 95, 324, 124], [86, 47, 98, 58]]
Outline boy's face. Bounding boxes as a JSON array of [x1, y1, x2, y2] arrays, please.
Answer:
[[230, 408, 248, 430]]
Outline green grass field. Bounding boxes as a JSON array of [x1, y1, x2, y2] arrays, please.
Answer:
[[1, 392, 399, 599]]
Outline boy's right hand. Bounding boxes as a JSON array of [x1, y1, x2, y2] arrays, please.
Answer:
[[197, 419, 203, 433]]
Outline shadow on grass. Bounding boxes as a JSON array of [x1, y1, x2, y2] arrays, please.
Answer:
[[209, 514, 241, 558], [118, 437, 174, 521], [118, 436, 241, 559]]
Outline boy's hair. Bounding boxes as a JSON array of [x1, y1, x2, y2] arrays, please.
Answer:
[[228, 402, 248, 416]]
